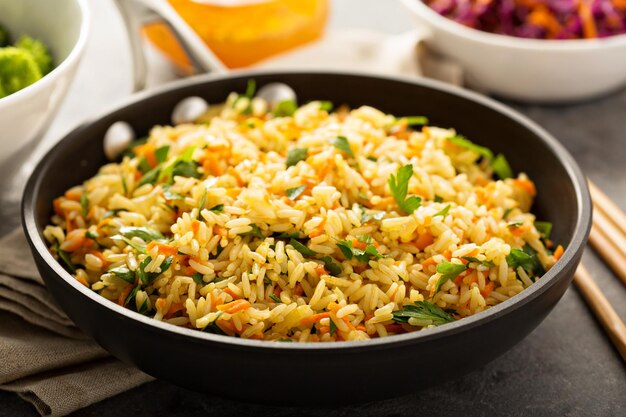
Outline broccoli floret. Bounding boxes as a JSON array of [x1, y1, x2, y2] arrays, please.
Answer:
[[0, 47, 42, 96], [0, 23, 9, 47], [15, 35, 53, 75]]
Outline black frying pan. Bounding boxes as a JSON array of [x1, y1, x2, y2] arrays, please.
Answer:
[[22, 71, 591, 405]]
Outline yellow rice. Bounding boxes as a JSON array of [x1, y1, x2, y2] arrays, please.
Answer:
[[44, 90, 561, 342]]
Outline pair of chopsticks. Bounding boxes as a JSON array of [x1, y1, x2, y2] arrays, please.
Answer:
[[573, 181, 626, 361]]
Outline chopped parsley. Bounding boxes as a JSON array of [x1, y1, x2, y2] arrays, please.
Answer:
[[403, 116, 429, 126], [286, 185, 307, 201], [209, 204, 224, 213], [239, 224, 264, 239], [269, 294, 282, 303], [321, 256, 342, 276], [162, 185, 184, 201], [137, 256, 172, 285], [107, 266, 135, 284], [392, 301, 455, 326], [535, 221, 553, 240], [434, 261, 467, 293], [388, 164, 421, 215], [318, 101, 333, 112], [80, 192, 89, 217], [155, 145, 170, 164], [336, 237, 382, 262], [289, 238, 317, 257], [462, 256, 495, 267], [329, 319, 338, 336], [124, 285, 140, 307], [286, 147, 308, 168], [119, 226, 164, 243], [447, 135, 494, 160], [360, 208, 385, 224], [53, 241, 76, 273], [434, 204, 451, 218], [191, 272, 204, 285], [491, 153, 513, 179], [273, 99, 297, 117], [329, 136, 354, 157]]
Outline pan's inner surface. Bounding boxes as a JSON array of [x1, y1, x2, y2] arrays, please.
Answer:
[[33, 73, 579, 250]]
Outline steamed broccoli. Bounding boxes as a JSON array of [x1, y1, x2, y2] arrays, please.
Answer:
[[0, 24, 8, 47], [15, 35, 53, 75], [0, 47, 42, 98]]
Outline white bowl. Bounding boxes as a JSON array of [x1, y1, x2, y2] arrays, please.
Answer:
[[0, 0, 89, 164], [400, 0, 626, 102]]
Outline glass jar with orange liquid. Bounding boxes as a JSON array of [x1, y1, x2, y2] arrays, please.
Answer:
[[143, 0, 329, 71]]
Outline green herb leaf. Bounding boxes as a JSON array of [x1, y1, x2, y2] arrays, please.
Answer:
[[336, 239, 382, 262], [329, 319, 338, 336], [434, 261, 468, 293], [321, 256, 342, 276], [53, 241, 76, 273], [239, 224, 264, 239], [202, 312, 226, 335], [318, 101, 333, 112], [85, 230, 99, 240], [137, 256, 173, 285], [506, 246, 545, 280], [434, 204, 451, 218], [138, 297, 150, 315], [392, 301, 455, 326], [209, 204, 224, 213], [107, 266, 135, 284], [122, 137, 148, 158], [491, 153, 513, 179], [121, 175, 128, 196], [329, 136, 354, 157], [162, 185, 184, 200], [508, 220, 524, 227], [535, 221, 553, 240], [244, 79, 256, 98], [447, 135, 494, 160], [111, 235, 146, 254], [286, 147, 308, 168], [138, 166, 161, 187], [366, 156, 378, 162], [79, 192, 89, 217], [273, 99, 298, 117], [197, 189, 207, 219], [503, 207, 514, 219], [269, 294, 282, 303], [286, 185, 306, 201], [434, 195, 443, 203], [462, 256, 495, 267], [172, 160, 201, 179], [138, 158, 152, 174], [289, 238, 317, 257], [403, 116, 429, 126], [191, 272, 205, 285], [155, 145, 170, 164], [119, 226, 164, 243], [388, 164, 422, 215], [125, 285, 140, 307], [360, 208, 385, 224]]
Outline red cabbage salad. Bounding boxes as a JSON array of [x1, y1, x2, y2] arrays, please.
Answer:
[[424, 0, 626, 39]]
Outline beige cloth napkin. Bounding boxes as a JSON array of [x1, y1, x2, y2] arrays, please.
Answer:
[[0, 228, 154, 417], [0, 29, 462, 417]]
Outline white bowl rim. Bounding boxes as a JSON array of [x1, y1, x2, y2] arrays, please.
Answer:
[[0, 0, 90, 105], [401, 0, 626, 50]]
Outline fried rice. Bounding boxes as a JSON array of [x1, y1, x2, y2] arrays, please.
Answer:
[[44, 85, 563, 342]]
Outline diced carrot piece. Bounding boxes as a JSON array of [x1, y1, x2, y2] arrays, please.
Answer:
[[76, 275, 89, 287], [300, 312, 330, 325], [481, 281, 495, 298], [352, 238, 367, 250], [414, 231, 434, 250], [64, 188, 83, 201], [293, 284, 304, 296], [318, 325, 330, 335], [216, 319, 236, 334], [554, 245, 565, 260], [60, 229, 88, 252], [513, 178, 537, 197], [165, 302, 185, 319], [217, 299, 250, 314], [315, 265, 327, 276], [223, 288, 241, 300], [53, 198, 65, 216], [326, 302, 340, 313], [146, 241, 179, 257], [579, 1, 598, 38], [309, 221, 326, 238], [191, 220, 201, 234], [213, 226, 228, 237], [421, 257, 437, 268], [384, 323, 406, 334], [155, 297, 167, 312], [118, 285, 133, 306], [273, 286, 281, 298]]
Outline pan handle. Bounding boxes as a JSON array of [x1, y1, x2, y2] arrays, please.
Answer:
[[113, 0, 228, 92]]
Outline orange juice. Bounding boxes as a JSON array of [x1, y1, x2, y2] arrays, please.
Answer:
[[143, 0, 329, 71]]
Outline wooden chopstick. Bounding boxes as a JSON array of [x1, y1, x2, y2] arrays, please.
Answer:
[[573, 264, 626, 362], [589, 180, 626, 236], [587, 180, 626, 285]]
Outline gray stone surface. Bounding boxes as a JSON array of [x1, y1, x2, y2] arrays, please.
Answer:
[[1, 0, 625, 415]]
